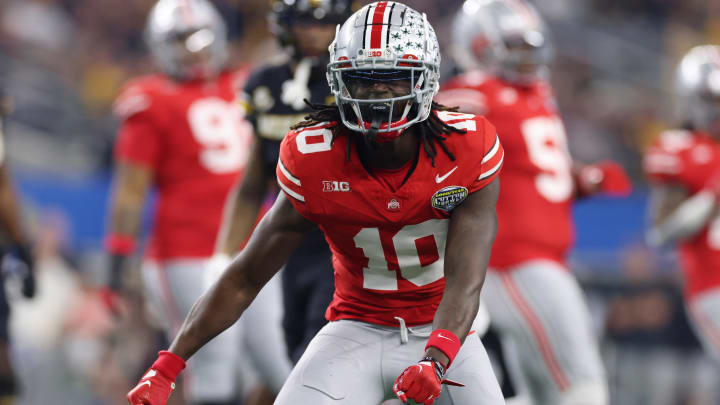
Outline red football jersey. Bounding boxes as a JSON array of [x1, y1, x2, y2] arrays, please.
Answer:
[[643, 129, 720, 296], [113, 68, 253, 260], [439, 72, 574, 268], [276, 112, 504, 326]]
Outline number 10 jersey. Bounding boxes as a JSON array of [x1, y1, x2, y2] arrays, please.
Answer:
[[276, 112, 504, 327]]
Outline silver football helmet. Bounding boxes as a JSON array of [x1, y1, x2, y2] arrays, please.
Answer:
[[145, 0, 228, 81], [327, 1, 441, 141], [451, 0, 552, 85], [676, 45, 720, 137]]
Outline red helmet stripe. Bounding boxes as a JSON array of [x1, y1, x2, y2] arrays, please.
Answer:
[[370, 1, 389, 49]]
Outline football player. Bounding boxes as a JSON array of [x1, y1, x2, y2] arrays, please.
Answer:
[[644, 45, 720, 362], [103, 1, 254, 404], [212, 0, 352, 366], [127, 2, 507, 405], [437, 1, 632, 404]]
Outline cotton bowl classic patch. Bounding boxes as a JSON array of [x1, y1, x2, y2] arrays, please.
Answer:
[[431, 186, 468, 212]]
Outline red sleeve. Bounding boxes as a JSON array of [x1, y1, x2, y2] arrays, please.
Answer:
[[112, 86, 162, 170], [643, 130, 693, 185], [276, 130, 311, 219], [470, 117, 503, 192]]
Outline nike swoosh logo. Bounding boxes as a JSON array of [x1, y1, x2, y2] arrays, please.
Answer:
[[435, 166, 458, 183], [437, 333, 453, 341], [143, 369, 157, 379], [139, 380, 152, 389]]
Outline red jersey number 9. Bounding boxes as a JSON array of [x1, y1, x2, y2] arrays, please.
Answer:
[[188, 98, 252, 174]]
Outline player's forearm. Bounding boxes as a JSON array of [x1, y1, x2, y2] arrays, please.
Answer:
[[109, 199, 144, 236], [431, 264, 487, 344], [107, 164, 152, 238], [168, 268, 256, 359], [647, 189, 717, 246], [426, 258, 489, 369]]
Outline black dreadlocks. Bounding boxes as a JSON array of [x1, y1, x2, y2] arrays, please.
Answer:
[[291, 100, 465, 167]]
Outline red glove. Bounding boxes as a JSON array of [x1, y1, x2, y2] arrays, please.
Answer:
[[578, 161, 632, 197], [127, 351, 186, 405], [393, 357, 464, 405]]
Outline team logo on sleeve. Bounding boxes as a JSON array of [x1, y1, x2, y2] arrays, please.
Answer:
[[431, 186, 468, 212]]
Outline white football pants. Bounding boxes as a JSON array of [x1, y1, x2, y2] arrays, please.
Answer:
[[686, 286, 720, 362], [275, 319, 505, 405], [481, 260, 608, 405]]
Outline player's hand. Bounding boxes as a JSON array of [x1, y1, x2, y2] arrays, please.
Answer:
[[393, 358, 464, 405], [578, 161, 632, 197], [2, 244, 35, 299], [127, 351, 185, 405]]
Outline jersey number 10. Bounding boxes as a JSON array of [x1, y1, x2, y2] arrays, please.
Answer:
[[353, 219, 448, 291]]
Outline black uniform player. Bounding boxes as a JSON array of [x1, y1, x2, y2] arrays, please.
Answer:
[[214, 0, 353, 363], [0, 88, 35, 403]]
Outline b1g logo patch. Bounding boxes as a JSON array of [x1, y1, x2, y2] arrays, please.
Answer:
[[431, 186, 468, 212]]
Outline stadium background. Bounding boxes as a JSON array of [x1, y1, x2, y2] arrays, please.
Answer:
[[0, 0, 718, 404]]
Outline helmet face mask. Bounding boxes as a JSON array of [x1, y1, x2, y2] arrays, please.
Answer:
[[676, 45, 720, 138], [452, 0, 552, 86], [327, 2, 441, 142], [146, 0, 228, 81]]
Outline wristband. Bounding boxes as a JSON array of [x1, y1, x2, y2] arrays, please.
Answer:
[[151, 351, 186, 380], [104, 233, 136, 255], [425, 329, 461, 368]]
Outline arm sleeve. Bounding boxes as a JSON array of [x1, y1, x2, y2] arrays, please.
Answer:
[[276, 132, 312, 220], [470, 117, 504, 192], [643, 142, 686, 184], [112, 88, 162, 170]]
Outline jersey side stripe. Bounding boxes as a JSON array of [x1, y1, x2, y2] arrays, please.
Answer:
[[278, 159, 301, 186], [479, 150, 504, 180], [277, 179, 305, 203], [482, 135, 500, 164]]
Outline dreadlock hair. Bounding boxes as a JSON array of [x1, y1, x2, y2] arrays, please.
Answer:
[[291, 100, 466, 167]]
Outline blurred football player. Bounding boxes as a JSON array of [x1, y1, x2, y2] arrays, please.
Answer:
[[103, 0, 255, 404], [0, 90, 35, 405], [644, 45, 720, 362], [438, 1, 633, 404], [212, 0, 351, 365], [127, 2, 507, 404]]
